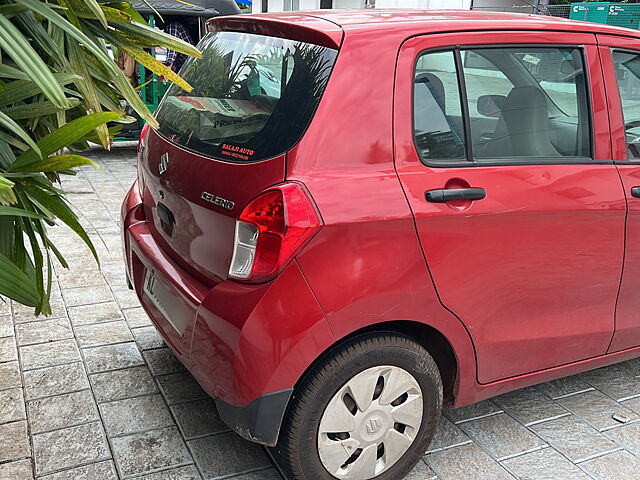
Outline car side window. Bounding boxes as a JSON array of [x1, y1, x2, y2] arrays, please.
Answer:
[[413, 51, 466, 162], [412, 46, 592, 164], [612, 51, 640, 159], [463, 47, 590, 160]]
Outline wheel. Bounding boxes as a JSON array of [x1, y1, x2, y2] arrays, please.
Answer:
[[273, 333, 443, 480]]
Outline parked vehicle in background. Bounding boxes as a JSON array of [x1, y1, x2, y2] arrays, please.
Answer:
[[122, 10, 640, 479]]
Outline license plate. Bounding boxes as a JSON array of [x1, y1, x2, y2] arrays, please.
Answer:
[[143, 269, 185, 335]]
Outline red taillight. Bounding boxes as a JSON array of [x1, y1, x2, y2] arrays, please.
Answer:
[[229, 182, 322, 283]]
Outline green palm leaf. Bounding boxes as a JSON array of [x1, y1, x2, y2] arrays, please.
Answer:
[[0, 15, 69, 109], [0, 252, 40, 307], [10, 111, 120, 170]]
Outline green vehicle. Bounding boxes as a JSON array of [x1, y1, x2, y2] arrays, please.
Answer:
[[117, 0, 242, 139]]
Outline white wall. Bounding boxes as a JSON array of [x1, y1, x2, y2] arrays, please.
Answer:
[[253, 0, 486, 14], [374, 0, 470, 9]]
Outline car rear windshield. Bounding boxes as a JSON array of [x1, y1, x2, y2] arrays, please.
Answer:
[[155, 31, 337, 162]]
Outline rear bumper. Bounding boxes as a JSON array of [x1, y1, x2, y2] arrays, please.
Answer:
[[121, 182, 333, 446]]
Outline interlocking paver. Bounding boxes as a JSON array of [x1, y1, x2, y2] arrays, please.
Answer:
[[0, 361, 21, 390], [605, 421, 640, 456], [23, 362, 89, 400], [530, 415, 620, 462], [61, 285, 114, 307], [425, 443, 514, 479], [443, 399, 502, 424], [580, 449, 640, 480], [100, 394, 174, 436], [15, 317, 73, 346], [580, 363, 640, 402], [68, 302, 123, 326], [0, 387, 26, 424], [136, 465, 202, 480], [557, 390, 638, 431], [122, 307, 152, 329], [131, 326, 165, 350], [19, 339, 81, 371], [188, 432, 271, 479], [111, 426, 193, 477], [171, 398, 227, 440], [427, 415, 471, 452], [538, 375, 594, 399], [0, 335, 17, 362], [0, 420, 30, 462], [74, 321, 133, 348], [83, 342, 145, 374], [90, 365, 157, 403], [33, 422, 110, 475], [493, 386, 570, 426], [39, 461, 118, 480], [0, 315, 12, 337], [458, 413, 547, 460], [405, 461, 437, 480], [7, 146, 640, 480], [112, 290, 142, 310], [27, 390, 99, 434], [0, 299, 11, 316], [501, 447, 590, 480], [157, 372, 207, 405], [142, 348, 186, 376], [12, 300, 66, 324], [0, 459, 34, 479]]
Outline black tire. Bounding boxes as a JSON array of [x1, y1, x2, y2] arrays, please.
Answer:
[[272, 332, 443, 480]]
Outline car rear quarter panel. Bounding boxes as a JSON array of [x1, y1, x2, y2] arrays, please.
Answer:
[[287, 27, 478, 405]]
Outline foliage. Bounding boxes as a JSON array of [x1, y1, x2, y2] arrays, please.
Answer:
[[0, 0, 201, 315]]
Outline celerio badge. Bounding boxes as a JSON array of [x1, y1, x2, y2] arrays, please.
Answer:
[[159, 153, 169, 175], [201, 192, 235, 211]]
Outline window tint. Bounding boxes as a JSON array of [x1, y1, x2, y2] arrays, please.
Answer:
[[613, 51, 640, 159], [412, 47, 591, 164], [155, 32, 337, 162], [413, 51, 466, 162], [463, 47, 590, 160]]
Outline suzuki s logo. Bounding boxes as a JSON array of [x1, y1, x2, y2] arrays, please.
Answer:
[[159, 153, 169, 175], [365, 416, 382, 434], [201, 191, 235, 211]]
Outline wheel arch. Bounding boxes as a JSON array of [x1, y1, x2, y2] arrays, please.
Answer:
[[293, 320, 460, 407]]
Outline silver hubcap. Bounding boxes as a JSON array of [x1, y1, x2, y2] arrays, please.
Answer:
[[317, 365, 423, 479]]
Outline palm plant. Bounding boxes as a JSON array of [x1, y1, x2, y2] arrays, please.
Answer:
[[0, 0, 201, 315]]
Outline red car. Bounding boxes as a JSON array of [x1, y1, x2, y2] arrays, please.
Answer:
[[122, 9, 640, 479]]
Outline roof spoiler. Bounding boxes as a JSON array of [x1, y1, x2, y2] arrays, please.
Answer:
[[206, 15, 343, 49]]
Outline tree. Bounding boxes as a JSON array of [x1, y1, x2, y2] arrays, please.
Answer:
[[0, 0, 200, 315]]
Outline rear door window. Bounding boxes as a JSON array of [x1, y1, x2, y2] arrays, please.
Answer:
[[413, 46, 592, 163], [413, 51, 466, 162], [155, 31, 337, 162], [612, 51, 640, 159]]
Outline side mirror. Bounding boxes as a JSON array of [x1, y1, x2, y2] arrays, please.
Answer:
[[477, 95, 506, 118]]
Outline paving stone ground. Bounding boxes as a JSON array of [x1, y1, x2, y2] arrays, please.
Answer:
[[1, 144, 640, 479]]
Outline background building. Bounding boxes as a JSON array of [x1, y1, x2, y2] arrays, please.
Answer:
[[253, 0, 549, 15]]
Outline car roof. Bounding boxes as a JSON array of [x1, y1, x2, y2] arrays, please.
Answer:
[[247, 9, 640, 38]]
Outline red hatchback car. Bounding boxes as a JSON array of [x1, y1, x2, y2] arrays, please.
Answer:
[[122, 9, 640, 479]]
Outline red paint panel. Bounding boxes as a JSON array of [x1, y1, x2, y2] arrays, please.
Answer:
[[394, 32, 625, 384], [598, 37, 640, 353], [142, 128, 285, 286]]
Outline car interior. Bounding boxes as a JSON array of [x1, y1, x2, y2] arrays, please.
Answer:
[[414, 47, 591, 162]]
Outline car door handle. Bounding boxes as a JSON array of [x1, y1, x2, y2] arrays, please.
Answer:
[[425, 187, 486, 203], [632, 186, 640, 198]]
